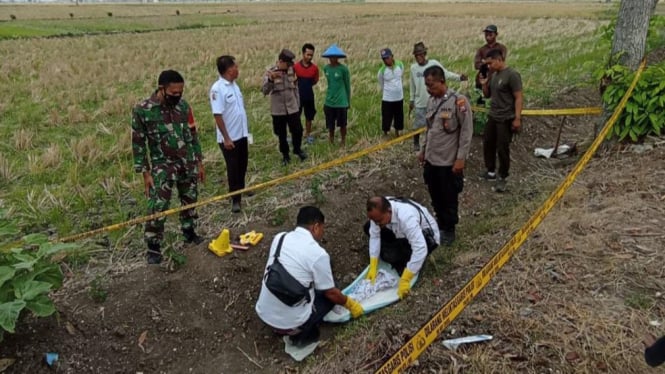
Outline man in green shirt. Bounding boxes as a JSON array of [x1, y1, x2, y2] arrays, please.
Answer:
[[322, 44, 351, 146]]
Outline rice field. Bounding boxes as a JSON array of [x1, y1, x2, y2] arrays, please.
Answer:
[[0, 1, 617, 236]]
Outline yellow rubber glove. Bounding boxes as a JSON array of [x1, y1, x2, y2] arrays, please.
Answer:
[[366, 257, 379, 284], [397, 268, 415, 299], [344, 297, 364, 319]]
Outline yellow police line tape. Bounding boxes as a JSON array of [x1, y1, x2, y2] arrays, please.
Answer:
[[58, 128, 426, 243], [470, 106, 603, 116], [374, 60, 646, 374], [58, 104, 602, 244]]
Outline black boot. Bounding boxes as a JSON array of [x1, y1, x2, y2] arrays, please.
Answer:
[[440, 231, 456, 247], [413, 134, 420, 152], [231, 200, 241, 214], [183, 227, 204, 245], [147, 242, 162, 264], [295, 150, 308, 161]]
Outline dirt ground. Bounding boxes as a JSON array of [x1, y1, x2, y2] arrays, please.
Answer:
[[2, 52, 664, 374]]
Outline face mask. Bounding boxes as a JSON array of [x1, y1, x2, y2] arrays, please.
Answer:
[[162, 89, 181, 107], [164, 93, 181, 107]]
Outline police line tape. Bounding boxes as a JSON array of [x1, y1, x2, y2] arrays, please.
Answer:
[[58, 128, 427, 243], [374, 59, 646, 374], [470, 106, 603, 116], [59, 104, 603, 243]]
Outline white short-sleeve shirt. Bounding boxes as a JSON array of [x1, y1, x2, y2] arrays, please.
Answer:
[[255, 227, 336, 330], [210, 77, 249, 143], [378, 61, 405, 102]]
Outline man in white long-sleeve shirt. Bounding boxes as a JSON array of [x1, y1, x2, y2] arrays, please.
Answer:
[[409, 42, 467, 151], [364, 196, 440, 299]]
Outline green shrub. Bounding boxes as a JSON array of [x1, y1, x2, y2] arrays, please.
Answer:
[[600, 15, 665, 52], [88, 275, 108, 303], [270, 207, 288, 227], [310, 177, 326, 205], [0, 210, 79, 340], [599, 61, 665, 141], [165, 247, 187, 269]]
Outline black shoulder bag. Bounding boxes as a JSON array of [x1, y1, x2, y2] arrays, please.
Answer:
[[264, 233, 312, 307], [390, 197, 439, 253]]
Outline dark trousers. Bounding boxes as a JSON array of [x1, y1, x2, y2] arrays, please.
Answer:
[[218, 137, 248, 204], [323, 105, 348, 130], [272, 113, 303, 159], [423, 163, 463, 233], [363, 222, 412, 275], [381, 100, 404, 133], [483, 116, 513, 179], [290, 291, 335, 346], [646, 335, 665, 367]]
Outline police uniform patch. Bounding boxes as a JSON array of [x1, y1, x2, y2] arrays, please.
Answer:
[[211, 91, 217, 101], [456, 98, 467, 113]]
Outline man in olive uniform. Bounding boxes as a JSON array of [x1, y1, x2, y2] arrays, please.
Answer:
[[478, 48, 523, 193], [262, 49, 308, 166], [474, 24, 508, 105], [417, 66, 473, 246], [132, 70, 205, 264]]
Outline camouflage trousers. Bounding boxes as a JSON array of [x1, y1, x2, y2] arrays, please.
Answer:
[[144, 162, 198, 245]]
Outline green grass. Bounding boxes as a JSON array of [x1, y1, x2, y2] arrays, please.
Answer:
[[0, 3, 624, 250], [88, 274, 109, 303], [0, 14, 251, 39], [625, 292, 654, 310]]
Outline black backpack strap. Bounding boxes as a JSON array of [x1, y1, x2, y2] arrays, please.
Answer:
[[273, 232, 287, 259], [426, 95, 451, 129], [389, 197, 434, 233], [270, 232, 313, 291]]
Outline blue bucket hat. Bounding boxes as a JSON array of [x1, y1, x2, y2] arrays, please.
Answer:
[[322, 43, 347, 58]]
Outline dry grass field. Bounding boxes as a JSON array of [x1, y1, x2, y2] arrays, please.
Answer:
[[1, 2, 664, 373], [0, 2, 607, 229]]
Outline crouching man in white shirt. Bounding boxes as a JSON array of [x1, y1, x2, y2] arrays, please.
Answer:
[[255, 206, 363, 347], [364, 196, 440, 299]]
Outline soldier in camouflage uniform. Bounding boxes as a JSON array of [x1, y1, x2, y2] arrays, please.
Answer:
[[132, 70, 206, 264]]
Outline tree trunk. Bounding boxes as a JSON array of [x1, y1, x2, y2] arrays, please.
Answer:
[[610, 0, 658, 70], [595, 0, 657, 137]]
